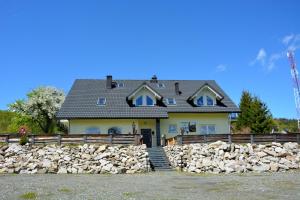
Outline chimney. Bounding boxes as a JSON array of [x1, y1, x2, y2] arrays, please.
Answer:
[[150, 75, 158, 83], [106, 75, 112, 89], [175, 82, 180, 95]]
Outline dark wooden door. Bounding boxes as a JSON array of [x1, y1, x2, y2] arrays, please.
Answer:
[[141, 129, 152, 148]]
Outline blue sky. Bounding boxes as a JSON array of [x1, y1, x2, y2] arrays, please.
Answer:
[[1, 0, 300, 118]]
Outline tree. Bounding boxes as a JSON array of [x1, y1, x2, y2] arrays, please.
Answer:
[[249, 97, 274, 133], [0, 110, 16, 133], [7, 114, 42, 133], [9, 86, 65, 133], [236, 91, 253, 130], [236, 91, 274, 134]]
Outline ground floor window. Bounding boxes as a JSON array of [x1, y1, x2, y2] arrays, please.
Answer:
[[168, 124, 177, 134], [200, 125, 216, 134], [85, 127, 101, 134], [108, 127, 122, 134]]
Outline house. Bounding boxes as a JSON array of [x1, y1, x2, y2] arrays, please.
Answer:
[[56, 75, 239, 147]]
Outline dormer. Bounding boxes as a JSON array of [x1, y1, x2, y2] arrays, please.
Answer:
[[188, 84, 223, 107], [127, 82, 162, 106]]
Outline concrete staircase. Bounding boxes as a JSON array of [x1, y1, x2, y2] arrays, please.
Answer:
[[147, 147, 173, 171]]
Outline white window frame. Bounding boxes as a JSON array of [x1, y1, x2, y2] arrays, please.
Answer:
[[135, 95, 155, 106], [97, 97, 106, 106], [157, 83, 165, 88], [195, 95, 215, 106], [117, 82, 124, 88], [168, 124, 177, 134], [166, 98, 176, 105], [200, 124, 216, 135]]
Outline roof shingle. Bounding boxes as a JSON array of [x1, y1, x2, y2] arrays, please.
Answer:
[[56, 79, 240, 119]]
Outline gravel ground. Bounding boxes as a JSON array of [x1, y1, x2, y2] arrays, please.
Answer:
[[0, 171, 300, 200]]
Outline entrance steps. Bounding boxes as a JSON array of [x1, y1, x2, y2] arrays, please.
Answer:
[[147, 147, 173, 171]]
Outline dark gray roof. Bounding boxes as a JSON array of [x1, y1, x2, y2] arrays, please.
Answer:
[[56, 79, 240, 119]]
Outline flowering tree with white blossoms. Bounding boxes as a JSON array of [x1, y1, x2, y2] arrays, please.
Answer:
[[9, 86, 65, 133]]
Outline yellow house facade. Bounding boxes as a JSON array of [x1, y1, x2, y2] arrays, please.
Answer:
[[57, 75, 239, 148]]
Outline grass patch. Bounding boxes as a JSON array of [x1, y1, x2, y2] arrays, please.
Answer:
[[19, 192, 37, 199], [58, 187, 71, 193], [123, 192, 139, 198]]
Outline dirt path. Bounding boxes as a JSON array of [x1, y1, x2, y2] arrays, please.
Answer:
[[0, 171, 300, 200]]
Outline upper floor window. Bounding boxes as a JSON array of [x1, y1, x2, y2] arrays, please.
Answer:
[[136, 96, 143, 106], [117, 82, 124, 88], [146, 96, 154, 106], [197, 96, 204, 106], [206, 96, 214, 106], [166, 98, 176, 105], [97, 97, 106, 106], [196, 95, 215, 106], [135, 95, 155, 106], [157, 83, 165, 88]]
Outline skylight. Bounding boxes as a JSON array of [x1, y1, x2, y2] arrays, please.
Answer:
[[157, 83, 165, 88], [167, 98, 176, 105], [117, 82, 124, 88], [97, 97, 106, 106]]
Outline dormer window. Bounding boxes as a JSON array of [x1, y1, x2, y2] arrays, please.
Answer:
[[97, 97, 106, 106], [197, 96, 204, 106], [196, 95, 215, 106], [135, 95, 155, 106], [157, 83, 165, 88], [167, 98, 176, 105], [206, 96, 214, 106], [117, 82, 124, 88], [146, 96, 154, 106], [136, 96, 143, 106]]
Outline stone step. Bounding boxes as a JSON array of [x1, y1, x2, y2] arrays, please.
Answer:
[[147, 147, 172, 171]]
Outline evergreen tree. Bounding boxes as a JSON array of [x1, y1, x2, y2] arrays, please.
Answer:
[[236, 91, 274, 133], [249, 97, 274, 133], [236, 91, 253, 130]]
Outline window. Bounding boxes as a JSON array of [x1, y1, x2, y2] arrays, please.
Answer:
[[157, 83, 165, 88], [97, 97, 106, 106], [180, 122, 190, 134], [200, 125, 216, 134], [206, 96, 214, 106], [188, 122, 197, 132], [117, 82, 124, 88], [167, 98, 176, 105], [196, 95, 215, 106], [136, 96, 143, 106], [146, 96, 154, 106], [197, 96, 204, 106], [168, 124, 177, 134], [108, 127, 122, 134], [85, 127, 101, 134]]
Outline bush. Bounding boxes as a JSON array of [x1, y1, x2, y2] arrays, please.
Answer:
[[19, 135, 28, 145]]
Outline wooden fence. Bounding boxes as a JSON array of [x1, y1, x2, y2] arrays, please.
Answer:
[[166, 133, 300, 145], [0, 134, 141, 145]]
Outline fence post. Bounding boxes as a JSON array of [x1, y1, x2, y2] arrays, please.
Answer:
[[228, 134, 232, 144], [297, 134, 300, 144], [273, 134, 277, 143], [250, 134, 254, 144], [83, 135, 87, 143], [110, 134, 113, 144], [5, 135, 9, 144], [31, 135, 35, 145], [177, 136, 183, 145], [204, 135, 207, 143], [57, 135, 61, 145]]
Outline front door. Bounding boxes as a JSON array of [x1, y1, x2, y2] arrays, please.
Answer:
[[141, 129, 152, 148]]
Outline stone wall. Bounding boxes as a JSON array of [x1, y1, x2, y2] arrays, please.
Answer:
[[164, 141, 300, 173], [0, 144, 149, 174]]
